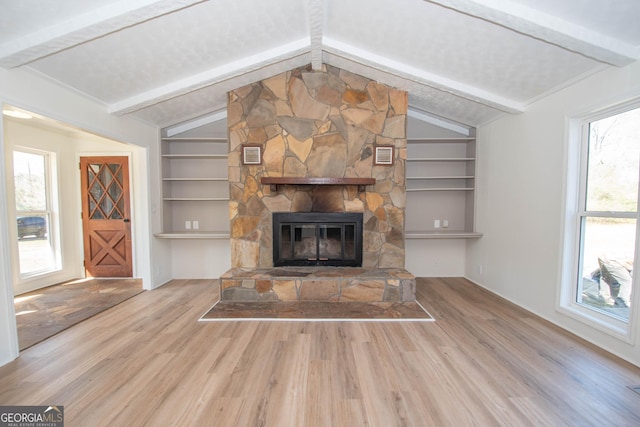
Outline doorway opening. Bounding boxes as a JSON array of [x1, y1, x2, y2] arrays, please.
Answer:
[[3, 106, 143, 353]]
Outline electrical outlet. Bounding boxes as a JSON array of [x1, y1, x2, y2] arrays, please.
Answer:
[[434, 219, 441, 229], [185, 220, 191, 230], [443, 220, 449, 228], [192, 220, 199, 230]]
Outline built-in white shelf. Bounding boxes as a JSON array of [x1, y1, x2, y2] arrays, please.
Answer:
[[162, 197, 230, 201], [162, 154, 227, 159], [160, 135, 230, 235], [405, 230, 483, 239], [162, 177, 228, 181], [406, 188, 474, 192], [161, 137, 227, 142], [405, 126, 479, 238], [154, 231, 230, 239], [407, 176, 474, 180], [408, 137, 476, 143], [407, 157, 475, 162]]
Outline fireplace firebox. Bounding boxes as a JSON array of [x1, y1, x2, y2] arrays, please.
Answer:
[[273, 212, 363, 267]]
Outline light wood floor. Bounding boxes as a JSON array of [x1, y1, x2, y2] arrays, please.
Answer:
[[15, 278, 144, 350], [1, 277, 639, 426]]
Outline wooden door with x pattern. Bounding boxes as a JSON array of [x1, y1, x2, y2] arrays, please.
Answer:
[[80, 156, 132, 277]]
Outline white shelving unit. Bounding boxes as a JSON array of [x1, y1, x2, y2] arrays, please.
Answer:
[[157, 137, 230, 239], [405, 135, 481, 239]]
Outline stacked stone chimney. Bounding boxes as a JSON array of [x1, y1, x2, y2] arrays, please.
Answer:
[[227, 64, 408, 270]]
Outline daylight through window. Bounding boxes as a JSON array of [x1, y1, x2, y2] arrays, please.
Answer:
[[575, 107, 640, 323], [13, 149, 59, 277]]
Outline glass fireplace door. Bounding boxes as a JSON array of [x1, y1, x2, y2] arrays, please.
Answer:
[[318, 224, 356, 261], [273, 212, 363, 267], [293, 224, 317, 260]]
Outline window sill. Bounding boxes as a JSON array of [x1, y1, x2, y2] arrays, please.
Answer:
[[556, 302, 633, 344]]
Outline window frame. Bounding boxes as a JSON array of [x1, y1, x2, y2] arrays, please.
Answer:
[[559, 101, 640, 343], [11, 147, 61, 280]]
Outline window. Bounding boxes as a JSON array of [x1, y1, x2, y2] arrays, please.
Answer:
[[562, 105, 640, 336], [13, 149, 60, 277]]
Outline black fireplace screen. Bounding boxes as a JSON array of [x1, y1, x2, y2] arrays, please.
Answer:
[[273, 212, 363, 267]]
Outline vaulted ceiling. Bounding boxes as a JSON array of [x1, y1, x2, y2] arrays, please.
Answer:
[[2, 0, 639, 132]]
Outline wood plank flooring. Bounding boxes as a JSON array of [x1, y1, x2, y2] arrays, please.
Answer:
[[14, 278, 144, 350], [1, 277, 640, 426]]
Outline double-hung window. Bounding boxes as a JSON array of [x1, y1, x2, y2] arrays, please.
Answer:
[[562, 105, 640, 337], [13, 149, 60, 278]]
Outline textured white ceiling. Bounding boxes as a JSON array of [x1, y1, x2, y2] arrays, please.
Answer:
[[326, 0, 601, 102], [0, 0, 108, 40], [509, 0, 640, 44], [27, 0, 309, 103], [1, 0, 638, 131]]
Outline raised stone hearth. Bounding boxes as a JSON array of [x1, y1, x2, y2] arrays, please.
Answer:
[[221, 267, 415, 303]]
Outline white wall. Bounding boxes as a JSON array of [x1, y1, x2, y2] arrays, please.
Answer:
[[0, 67, 163, 366], [170, 239, 230, 279], [467, 61, 640, 366], [406, 239, 466, 277], [0, 114, 19, 366]]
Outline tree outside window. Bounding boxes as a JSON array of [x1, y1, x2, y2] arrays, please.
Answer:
[[577, 107, 640, 322]]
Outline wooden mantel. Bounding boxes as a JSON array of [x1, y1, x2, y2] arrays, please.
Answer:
[[261, 177, 376, 192]]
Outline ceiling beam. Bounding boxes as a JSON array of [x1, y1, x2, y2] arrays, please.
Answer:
[[323, 37, 524, 114], [427, 0, 638, 66], [108, 38, 311, 115], [0, 0, 205, 68], [308, 0, 324, 71]]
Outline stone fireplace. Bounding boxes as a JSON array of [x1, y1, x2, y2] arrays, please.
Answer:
[[220, 64, 415, 303]]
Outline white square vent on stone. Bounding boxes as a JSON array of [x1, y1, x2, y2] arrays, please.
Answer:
[[375, 146, 394, 165], [242, 145, 262, 164]]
